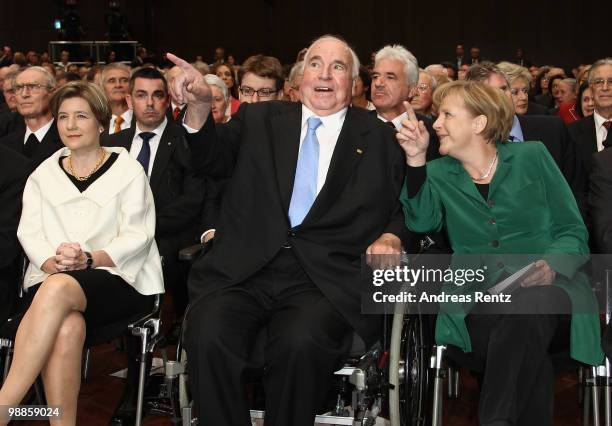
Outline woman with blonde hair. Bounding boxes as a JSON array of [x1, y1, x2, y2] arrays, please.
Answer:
[[397, 80, 602, 425]]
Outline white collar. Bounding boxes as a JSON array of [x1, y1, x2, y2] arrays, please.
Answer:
[[171, 102, 185, 111], [25, 118, 54, 143], [300, 105, 347, 131], [377, 111, 407, 131], [594, 110, 612, 129], [35, 147, 140, 207], [135, 117, 167, 138]]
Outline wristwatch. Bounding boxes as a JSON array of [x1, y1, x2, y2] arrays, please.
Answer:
[[84, 251, 93, 269]]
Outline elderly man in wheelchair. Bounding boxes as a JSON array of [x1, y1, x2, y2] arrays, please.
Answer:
[[163, 36, 414, 426]]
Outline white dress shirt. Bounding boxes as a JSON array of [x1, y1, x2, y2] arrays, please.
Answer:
[[377, 111, 406, 132], [594, 111, 611, 152], [23, 119, 54, 145], [129, 118, 167, 177], [108, 109, 133, 135], [300, 104, 347, 193], [199, 105, 348, 243]]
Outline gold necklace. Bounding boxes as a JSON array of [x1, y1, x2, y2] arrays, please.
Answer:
[[68, 148, 107, 181]]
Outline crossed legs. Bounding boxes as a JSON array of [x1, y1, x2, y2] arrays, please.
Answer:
[[0, 273, 87, 426]]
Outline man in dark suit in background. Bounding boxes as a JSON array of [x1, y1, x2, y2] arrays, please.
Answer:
[[0, 66, 62, 167], [454, 44, 468, 69], [0, 70, 25, 138], [102, 67, 205, 425], [568, 58, 612, 174], [167, 35, 407, 425], [0, 144, 30, 324]]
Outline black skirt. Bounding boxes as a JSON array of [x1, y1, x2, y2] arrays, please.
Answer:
[[27, 269, 155, 330]]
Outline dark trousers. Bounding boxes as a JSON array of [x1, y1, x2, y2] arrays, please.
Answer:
[[185, 248, 353, 426], [448, 285, 571, 426]]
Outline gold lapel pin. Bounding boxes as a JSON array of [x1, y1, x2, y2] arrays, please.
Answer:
[[356, 148, 363, 155]]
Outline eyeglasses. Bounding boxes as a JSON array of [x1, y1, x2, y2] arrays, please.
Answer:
[[14, 83, 51, 94], [510, 88, 529, 96], [591, 78, 612, 89], [416, 83, 430, 92], [239, 86, 277, 98]]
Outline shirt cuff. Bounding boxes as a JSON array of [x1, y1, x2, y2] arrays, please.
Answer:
[[182, 119, 199, 134], [200, 229, 216, 243]]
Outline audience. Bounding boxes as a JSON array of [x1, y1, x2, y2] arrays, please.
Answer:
[[237, 54, 284, 103], [203, 74, 230, 123], [351, 65, 374, 110], [0, 66, 62, 166], [410, 69, 436, 118], [0, 38, 609, 425], [99, 63, 132, 134]]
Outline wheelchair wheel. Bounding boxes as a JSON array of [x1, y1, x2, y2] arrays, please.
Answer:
[[389, 312, 433, 426]]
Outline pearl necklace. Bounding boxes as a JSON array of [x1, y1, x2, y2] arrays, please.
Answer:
[[471, 151, 498, 181], [68, 149, 107, 181]]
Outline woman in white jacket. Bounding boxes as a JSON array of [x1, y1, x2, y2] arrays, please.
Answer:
[[0, 81, 163, 425]]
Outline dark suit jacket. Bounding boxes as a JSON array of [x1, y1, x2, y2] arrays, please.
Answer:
[[102, 120, 205, 257], [186, 102, 408, 346], [517, 114, 586, 214], [525, 101, 550, 116], [0, 144, 31, 322], [568, 115, 598, 174], [0, 110, 24, 139], [0, 121, 63, 167], [589, 148, 612, 254]]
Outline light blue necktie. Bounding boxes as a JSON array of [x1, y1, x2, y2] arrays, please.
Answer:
[[288, 116, 322, 227]]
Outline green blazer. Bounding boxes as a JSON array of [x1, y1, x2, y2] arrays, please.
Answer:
[[401, 141, 603, 366]]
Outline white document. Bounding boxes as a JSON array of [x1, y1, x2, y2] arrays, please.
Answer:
[[488, 262, 538, 295]]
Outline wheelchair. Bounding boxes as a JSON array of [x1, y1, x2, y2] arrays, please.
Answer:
[[167, 243, 444, 426]]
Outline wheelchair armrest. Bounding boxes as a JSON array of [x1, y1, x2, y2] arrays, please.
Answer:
[[179, 244, 206, 262]]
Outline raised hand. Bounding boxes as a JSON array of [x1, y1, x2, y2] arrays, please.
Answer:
[[396, 101, 430, 166], [166, 53, 212, 106], [167, 53, 213, 130]]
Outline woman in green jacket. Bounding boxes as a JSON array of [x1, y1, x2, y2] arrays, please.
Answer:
[[397, 80, 602, 426]]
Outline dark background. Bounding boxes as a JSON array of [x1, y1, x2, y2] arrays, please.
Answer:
[[0, 0, 608, 69]]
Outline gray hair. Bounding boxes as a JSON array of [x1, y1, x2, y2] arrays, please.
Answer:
[[302, 34, 361, 79], [375, 44, 419, 87], [100, 62, 130, 85], [419, 70, 438, 91], [560, 78, 577, 93], [289, 61, 304, 85], [497, 61, 532, 85], [13, 65, 56, 89], [192, 61, 210, 76], [204, 74, 228, 100], [588, 58, 612, 83]]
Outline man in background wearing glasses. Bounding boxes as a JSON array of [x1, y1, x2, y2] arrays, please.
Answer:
[[0, 66, 62, 167], [237, 54, 284, 103]]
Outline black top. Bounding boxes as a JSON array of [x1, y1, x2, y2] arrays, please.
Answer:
[[59, 152, 119, 192], [406, 164, 489, 200]]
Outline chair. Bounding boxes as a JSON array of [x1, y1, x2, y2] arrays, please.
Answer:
[[0, 279, 163, 426]]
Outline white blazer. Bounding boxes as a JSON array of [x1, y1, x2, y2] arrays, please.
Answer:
[[17, 147, 164, 296]]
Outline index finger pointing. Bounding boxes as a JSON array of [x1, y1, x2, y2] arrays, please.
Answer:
[[166, 52, 191, 70], [404, 101, 418, 123]]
